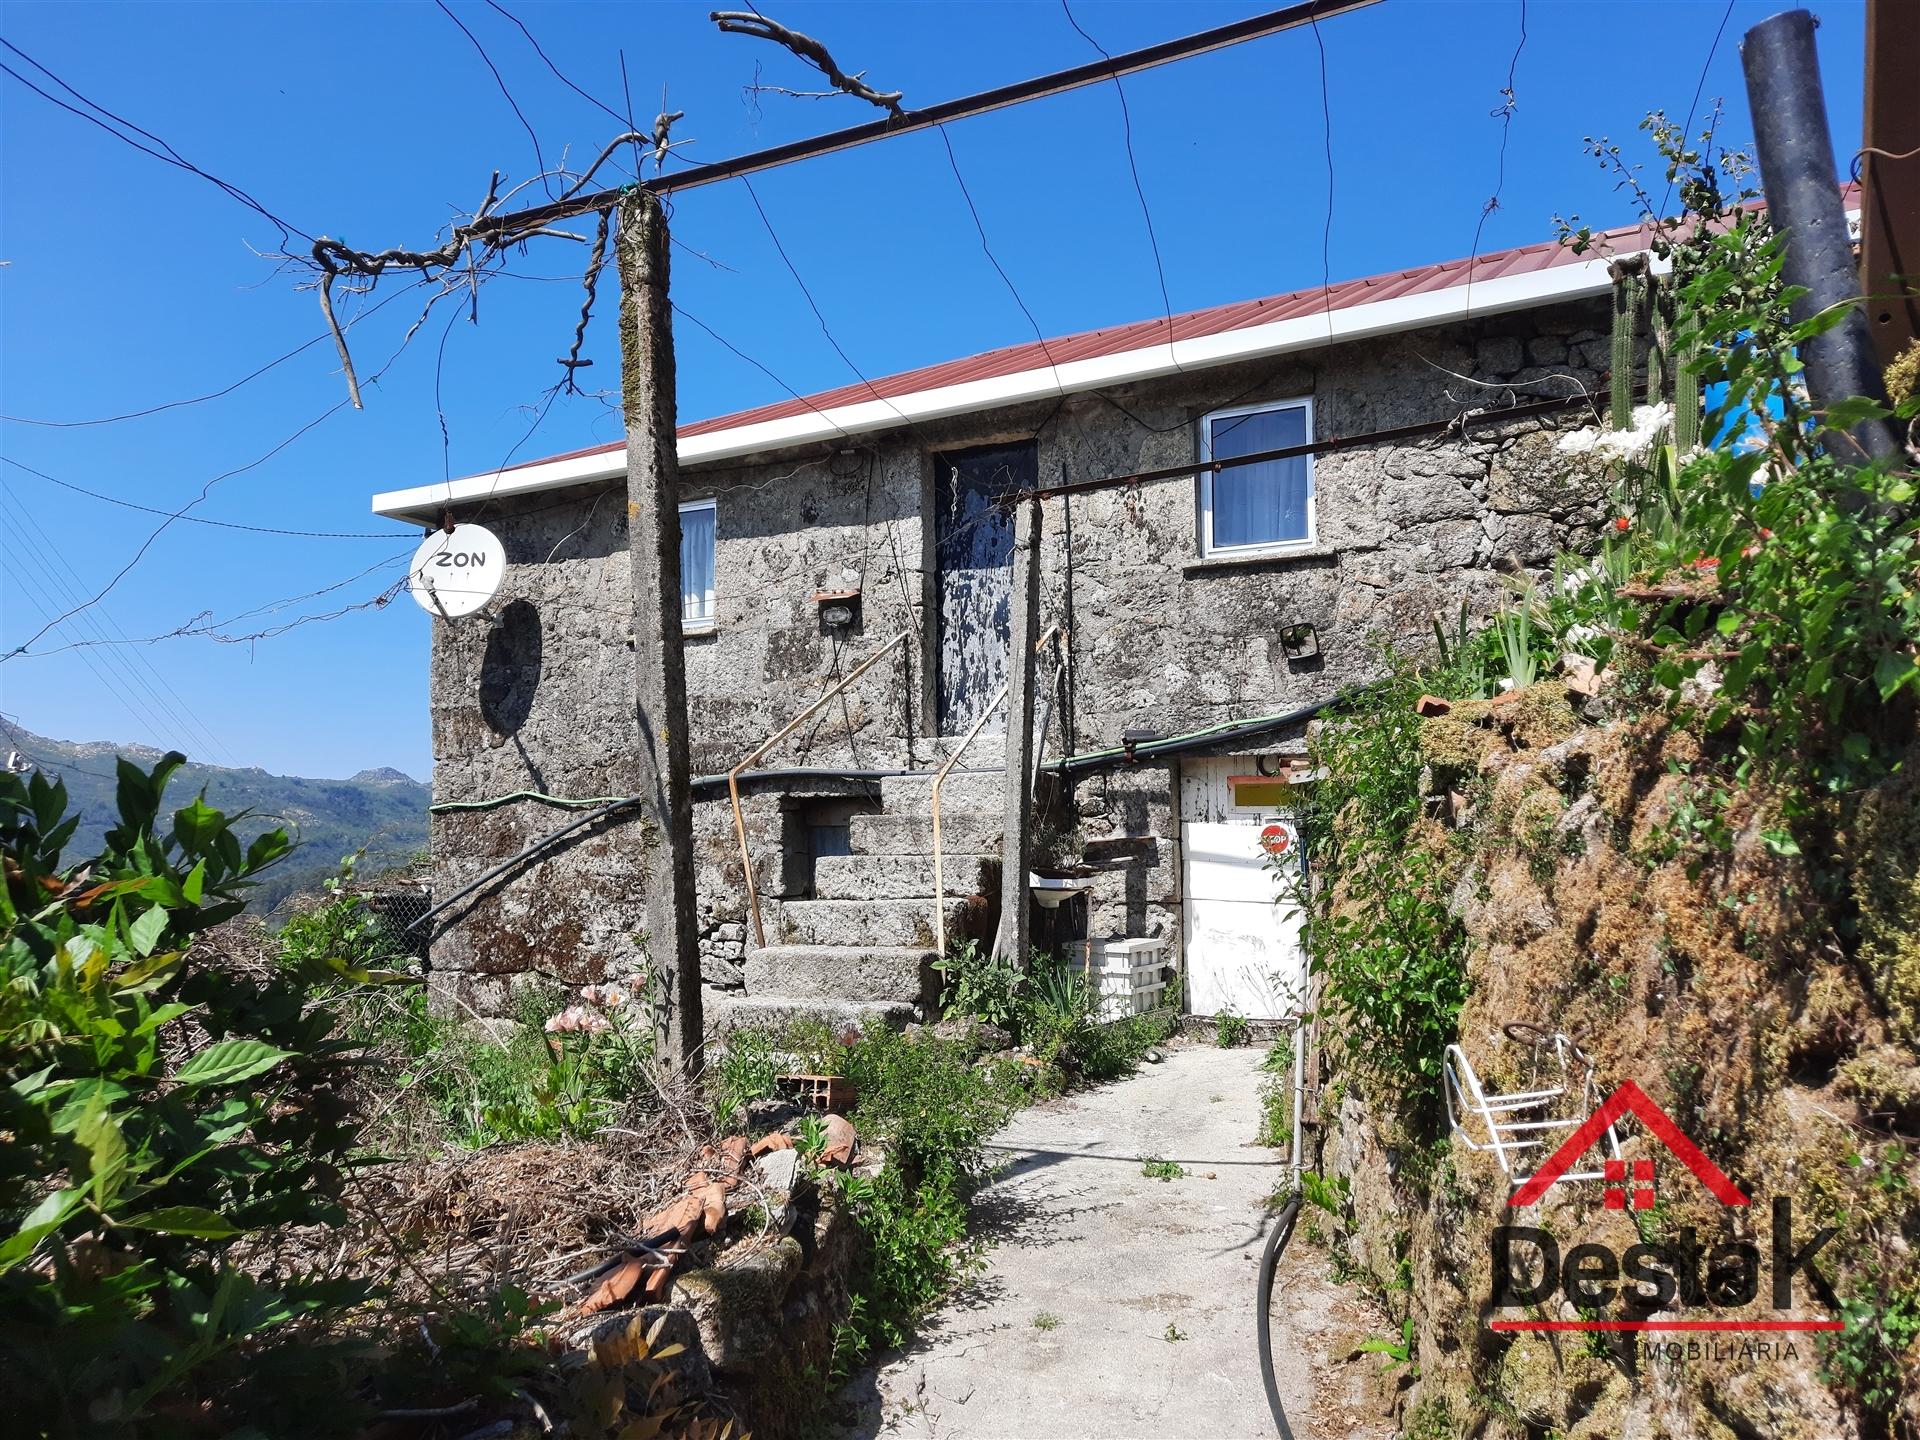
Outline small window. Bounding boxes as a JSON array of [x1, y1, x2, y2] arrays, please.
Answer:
[[1198, 398, 1314, 557], [680, 498, 716, 630]]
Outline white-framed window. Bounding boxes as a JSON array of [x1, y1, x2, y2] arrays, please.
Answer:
[[1198, 397, 1315, 557], [680, 498, 716, 631]]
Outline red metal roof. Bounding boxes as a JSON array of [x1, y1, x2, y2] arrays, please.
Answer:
[[514, 192, 1835, 474]]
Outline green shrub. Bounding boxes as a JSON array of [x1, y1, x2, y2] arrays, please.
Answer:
[[1820, 1273, 1920, 1425], [833, 1158, 977, 1370], [933, 937, 1023, 1030], [1297, 663, 1470, 1117], [0, 756, 369, 1429], [340, 979, 650, 1148], [708, 1025, 781, 1126], [276, 853, 411, 979], [1215, 1009, 1251, 1048], [841, 1023, 1009, 1182], [1257, 1037, 1296, 1149]]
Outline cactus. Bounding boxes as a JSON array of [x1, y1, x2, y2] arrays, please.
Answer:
[[1673, 336, 1702, 453], [1609, 263, 1642, 430], [1647, 271, 1670, 405]]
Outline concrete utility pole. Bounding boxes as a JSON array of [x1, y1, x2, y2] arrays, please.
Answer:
[[993, 495, 1041, 967], [1742, 8, 1900, 465], [1858, 0, 1919, 372], [616, 189, 703, 1072]]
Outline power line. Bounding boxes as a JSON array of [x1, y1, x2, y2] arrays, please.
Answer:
[[1660, 0, 1738, 219], [929, 122, 1068, 398], [0, 334, 325, 428], [483, 0, 631, 131], [0, 270, 426, 428], [1, 495, 234, 763], [2, 283, 447, 661], [735, 173, 934, 446], [8, 551, 415, 658], [0, 715, 121, 784], [1, 456, 414, 540], [434, 0, 557, 201], [0, 38, 312, 244], [1059, 1, 1183, 370], [1310, 12, 1335, 338], [1465, 0, 1529, 315], [1, 403, 347, 662]]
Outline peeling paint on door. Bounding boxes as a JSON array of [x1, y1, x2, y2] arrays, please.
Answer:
[[934, 442, 1034, 734]]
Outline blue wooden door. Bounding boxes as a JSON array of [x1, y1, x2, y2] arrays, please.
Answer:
[[934, 441, 1034, 734]]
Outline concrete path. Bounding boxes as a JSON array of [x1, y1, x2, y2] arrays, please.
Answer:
[[839, 1045, 1394, 1439]]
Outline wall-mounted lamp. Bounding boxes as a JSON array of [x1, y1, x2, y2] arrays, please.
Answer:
[[1279, 623, 1320, 663], [813, 588, 861, 632]]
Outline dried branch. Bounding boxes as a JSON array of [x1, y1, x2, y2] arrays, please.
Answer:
[[319, 271, 362, 409], [652, 107, 684, 173], [559, 208, 613, 392], [710, 10, 903, 115]]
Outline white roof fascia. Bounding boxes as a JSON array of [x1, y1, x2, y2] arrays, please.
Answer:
[[371, 253, 1618, 519]]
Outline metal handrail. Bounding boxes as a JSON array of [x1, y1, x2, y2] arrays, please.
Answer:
[[929, 624, 1061, 956], [729, 631, 912, 950], [929, 678, 1010, 958]]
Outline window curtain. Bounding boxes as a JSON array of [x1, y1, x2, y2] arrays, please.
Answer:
[[1209, 405, 1309, 548], [680, 505, 716, 622]]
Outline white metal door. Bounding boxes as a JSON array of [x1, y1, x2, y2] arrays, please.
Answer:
[[1180, 758, 1308, 1019]]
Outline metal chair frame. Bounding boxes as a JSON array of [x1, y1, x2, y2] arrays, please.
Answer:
[[1443, 1025, 1623, 1191]]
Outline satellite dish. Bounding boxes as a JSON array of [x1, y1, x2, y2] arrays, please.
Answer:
[[408, 523, 505, 619]]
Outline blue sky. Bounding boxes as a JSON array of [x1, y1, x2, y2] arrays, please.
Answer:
[[0, 0, 1867, 782]]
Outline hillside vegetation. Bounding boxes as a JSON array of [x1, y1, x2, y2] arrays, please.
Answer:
[[1, 725, 426, 913]]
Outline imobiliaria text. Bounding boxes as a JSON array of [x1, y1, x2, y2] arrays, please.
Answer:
[[1487, 1082, 1841, 1351]]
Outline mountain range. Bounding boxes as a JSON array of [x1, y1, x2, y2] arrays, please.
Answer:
[[1, 723, 430, 916]]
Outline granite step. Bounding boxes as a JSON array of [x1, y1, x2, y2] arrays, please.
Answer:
[[701, 987, 918, 1038], [774, 897, 949, 950], [874, 765, 1003, 811], [744, 944, 938, 1006], [848, 810, 1006, 857], [813, 851, 1000, 901]]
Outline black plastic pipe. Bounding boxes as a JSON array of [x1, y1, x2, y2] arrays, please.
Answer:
[[1742, 9, 1900, 465], [1257, 1190, 1303, 1438]]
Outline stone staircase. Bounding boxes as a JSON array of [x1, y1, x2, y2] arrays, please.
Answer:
[[704, 742, 1007, 1036]]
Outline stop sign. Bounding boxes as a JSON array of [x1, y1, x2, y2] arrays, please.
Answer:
[[1260, 821, 1295, 857]]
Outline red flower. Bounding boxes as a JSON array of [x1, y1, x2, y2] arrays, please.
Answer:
[[1614, 517, 1631, 533]]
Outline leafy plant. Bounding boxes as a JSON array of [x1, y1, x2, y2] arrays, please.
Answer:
[[0, 756, 371, 1428], [1141, 1158, 1185, 1181], [797, 1113, 829, 1165], [1031, 1310, 1062, 1331], [832, 1158, 979, 1373], [1295, 664, 1470, 1115], [1163, 1322, 1188, 1343], [276, 852, 412, 981], [1494, 586, 1541, 690], [1357, 1315, 1418, 1373], [1820, 1276, 1920, 1424], [933, 937, 1023, 1031], [709, 1025, 781, 1127], [1214, 1009, 1251, 1048], [1300, 1169, 1352, 1220], [1257, 1038, 1296, 1149]]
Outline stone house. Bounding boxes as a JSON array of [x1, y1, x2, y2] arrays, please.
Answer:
[[372, 213, 1655, 1031]]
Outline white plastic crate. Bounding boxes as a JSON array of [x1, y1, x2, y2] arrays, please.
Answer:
[[1072, 936, 1170, 972], [1070, 938, 1172, 1020]]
